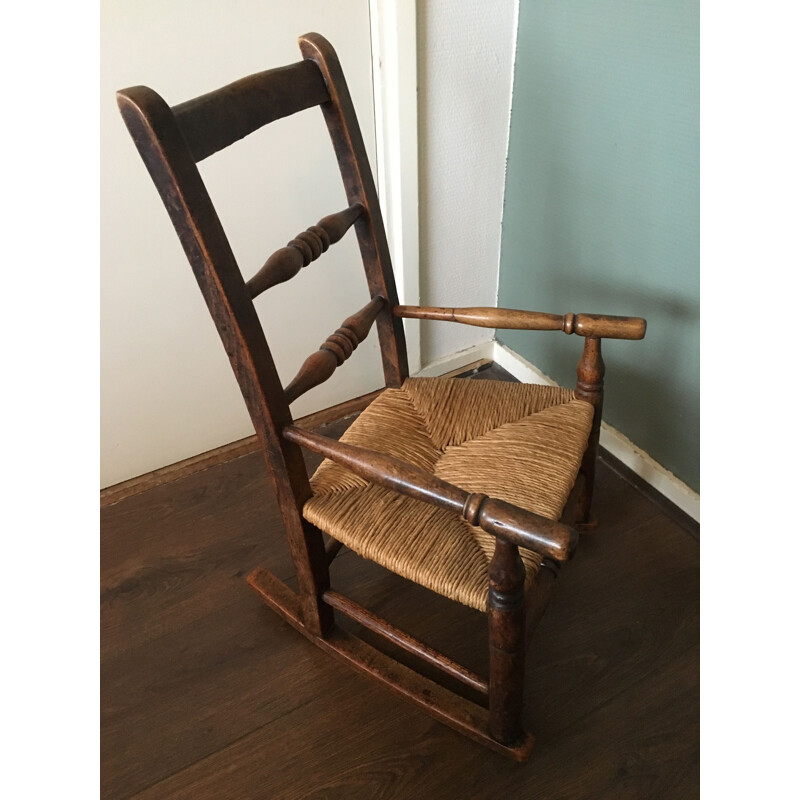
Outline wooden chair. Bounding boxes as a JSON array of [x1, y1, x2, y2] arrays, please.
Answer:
[[116, 32, 646, 761]]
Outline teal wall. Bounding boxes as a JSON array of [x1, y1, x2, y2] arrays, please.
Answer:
[[498, 0, 699, 491]]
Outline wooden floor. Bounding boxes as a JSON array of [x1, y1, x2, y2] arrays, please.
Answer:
[[101, 365, 699, 799]]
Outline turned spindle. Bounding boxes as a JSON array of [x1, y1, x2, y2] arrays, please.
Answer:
[[247, 203, 363, 298], [284, 296, 384, 404]]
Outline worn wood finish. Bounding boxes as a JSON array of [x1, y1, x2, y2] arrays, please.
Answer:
[[283, 424, 578, 562], [487, 539, 527, 745], [575, 337, 606, 526], [395, 305, 646, 340], [116, 84, 332, 637], [100, 366, 698, 798], [324, 536, 345, 564], [572, 312, 647, 340], [247, 568, 535, 761], [524, 559, 560, 644], [117, 28, 648, 761], [284, 295, 385, 404], [323, 588, 489, 697], [246, 203, 363, 298], [299, 33, 408, 386], [173, 60, 329, 162]]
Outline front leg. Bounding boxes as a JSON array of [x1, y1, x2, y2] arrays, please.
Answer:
[[488, 539, 526, 745]]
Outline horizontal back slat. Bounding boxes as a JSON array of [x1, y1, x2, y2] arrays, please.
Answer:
[[173, 60, 329, 162]]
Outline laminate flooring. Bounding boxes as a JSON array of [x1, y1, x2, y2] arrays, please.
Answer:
[[101, 365, 699, 799]]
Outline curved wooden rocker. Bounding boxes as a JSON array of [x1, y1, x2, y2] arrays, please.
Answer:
[[117, 32, 646, 761]]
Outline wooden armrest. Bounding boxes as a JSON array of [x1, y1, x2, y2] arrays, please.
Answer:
[[394, 305, 646, 340], [283, 425, 578, 562]]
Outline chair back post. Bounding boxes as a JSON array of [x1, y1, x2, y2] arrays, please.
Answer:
[[575, 336, 605, 525], [116, 85, 333, 635], [299, 33, 409, 387]]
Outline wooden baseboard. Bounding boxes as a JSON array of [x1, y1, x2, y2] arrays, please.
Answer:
[[100, 389, 383, 508], [412, 341, 495, 378], [599, 448, 699, 539]]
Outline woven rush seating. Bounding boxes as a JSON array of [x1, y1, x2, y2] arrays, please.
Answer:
[[304, 377, 594, 611]]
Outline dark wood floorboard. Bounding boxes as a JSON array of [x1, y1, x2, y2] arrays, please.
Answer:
[[101, 365, 699, 799]]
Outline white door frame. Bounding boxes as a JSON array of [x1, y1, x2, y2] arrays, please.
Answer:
[[369, 0, 421, 374]]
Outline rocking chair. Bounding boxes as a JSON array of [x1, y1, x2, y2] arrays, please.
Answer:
[[117, 32, 646, 760]]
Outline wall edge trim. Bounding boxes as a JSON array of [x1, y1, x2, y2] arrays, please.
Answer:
[[412, 341, 496, 377], [369, 0, 421, 374]]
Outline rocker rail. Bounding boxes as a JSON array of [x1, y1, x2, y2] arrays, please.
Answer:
[[282, 424, 579, 562]]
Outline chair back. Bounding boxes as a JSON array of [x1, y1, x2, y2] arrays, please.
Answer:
[[117, 34, 406, 597]]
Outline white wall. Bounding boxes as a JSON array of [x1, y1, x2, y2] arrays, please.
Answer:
[[102, 1, 521, 487], [101, 1, 381, 487], [416, 1, 519, 364]]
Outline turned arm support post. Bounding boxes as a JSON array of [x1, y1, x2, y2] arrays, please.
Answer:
[[394, 305, 646, 340], [574, 337, 605, 525], [283, 425, 578, 562]]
